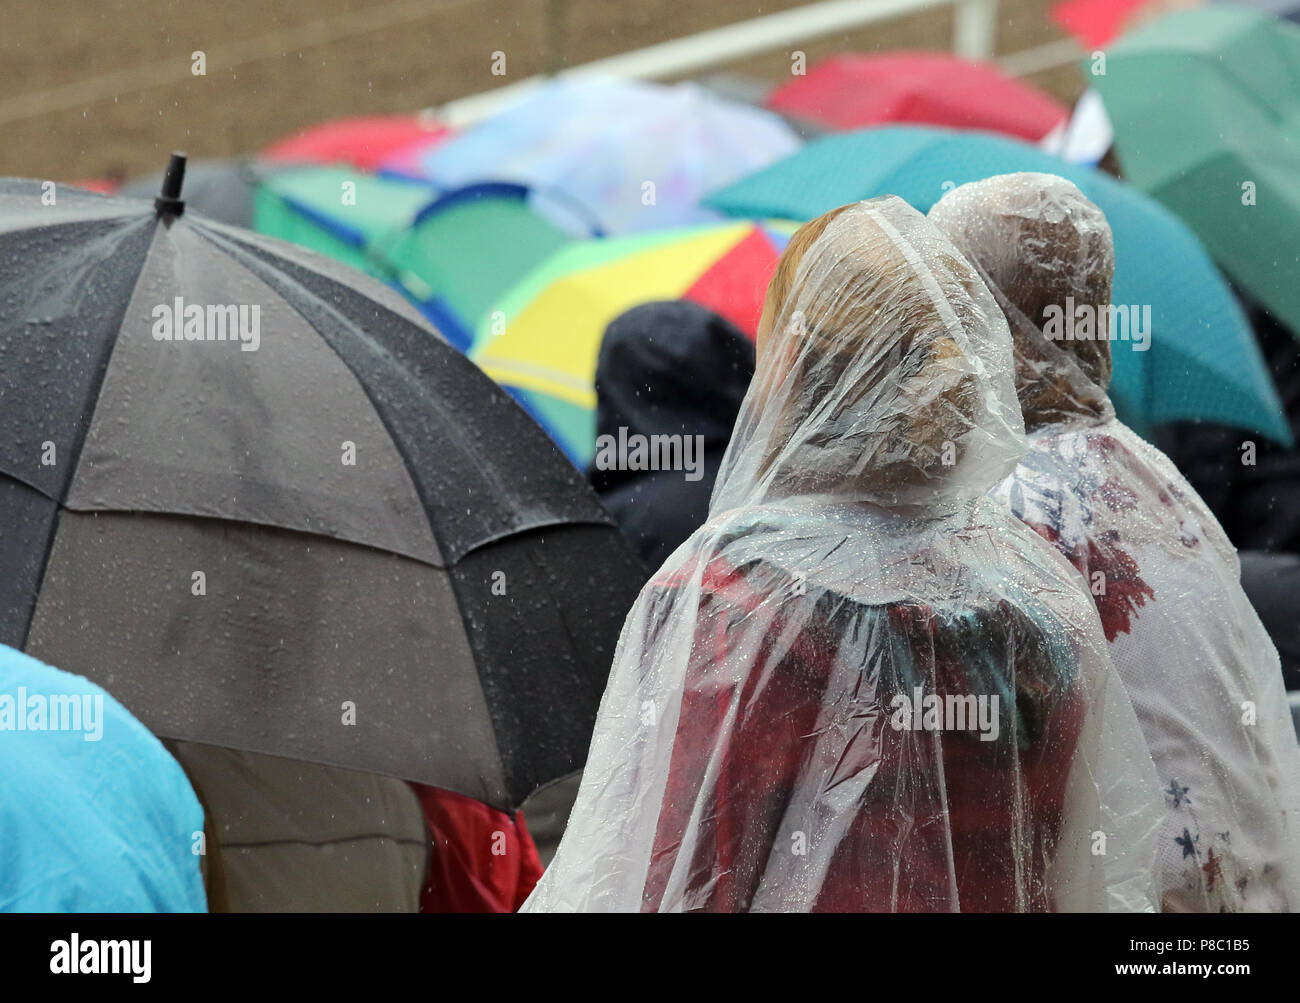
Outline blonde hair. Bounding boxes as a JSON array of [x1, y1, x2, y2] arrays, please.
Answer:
[[756, 205, 854, 358]]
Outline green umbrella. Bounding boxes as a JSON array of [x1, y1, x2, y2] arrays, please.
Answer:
[[381, 183, 576, 349], [1093, 6, 1300, 338], [253, 168, 576, 348], [253, 165, 432, 275]]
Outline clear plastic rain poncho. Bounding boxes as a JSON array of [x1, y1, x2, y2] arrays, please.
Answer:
[[931, 172, 1300, 912], [524, 196, 1163, 912]]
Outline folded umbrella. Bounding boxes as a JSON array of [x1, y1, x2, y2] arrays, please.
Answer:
[[0, 158, 644, 811], [1092, 6, 1300, 340], [706, 125, 1292, 445], [472, 221, 791, 466], [766, 51, 1067, 141]]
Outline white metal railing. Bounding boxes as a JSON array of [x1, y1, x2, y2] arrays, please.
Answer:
[[436, 0, 1069, 127]]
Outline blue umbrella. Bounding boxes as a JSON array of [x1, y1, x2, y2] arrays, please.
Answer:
[[706, 126, 1292, 446], [400, 77, 801, 236]]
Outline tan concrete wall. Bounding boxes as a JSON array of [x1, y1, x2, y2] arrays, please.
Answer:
[[0, 0, 1080, 181]]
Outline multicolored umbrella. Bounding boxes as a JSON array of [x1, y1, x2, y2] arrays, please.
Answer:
[[705, 125, 1292, 445], [253, 164, 435, 275], [262, 113, 452, 172], [253, 167, 580, 349], [0, 161, 644, 812], [472, 221, 791, 465], [765, 51, 1068, 140], [1092, 6, 1300, 339], [402, 77, 801, 235], [379, 184, 583, 349]]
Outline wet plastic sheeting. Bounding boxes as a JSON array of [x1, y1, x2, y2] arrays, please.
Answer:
[[211, 226, 612, 564], [452, 524, 646, 806], [932, 172, 1300, 912], [65, 221, 442, 566], [0, 215, 154, 499], [26, 510, 508, 806]]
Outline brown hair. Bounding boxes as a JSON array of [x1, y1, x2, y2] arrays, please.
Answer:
[[751, 201, 984, 499]]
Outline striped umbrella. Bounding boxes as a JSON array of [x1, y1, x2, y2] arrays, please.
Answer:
[[0, 159, 643, 811], [472, 221, 791, 466]]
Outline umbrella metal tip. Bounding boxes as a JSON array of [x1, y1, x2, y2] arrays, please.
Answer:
[[155, 151, 188, 217]]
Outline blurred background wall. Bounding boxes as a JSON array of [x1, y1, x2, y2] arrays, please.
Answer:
[[0, 0, 1083, 180]]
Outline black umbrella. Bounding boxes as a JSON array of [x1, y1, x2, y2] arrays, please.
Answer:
[[0, 155, 644, 811], [120, 157, 270, 230]]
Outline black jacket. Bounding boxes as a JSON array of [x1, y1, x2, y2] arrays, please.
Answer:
[[589, 301, 754, 573]]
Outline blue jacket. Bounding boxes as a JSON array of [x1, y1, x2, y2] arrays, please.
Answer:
[[0, 644, 207, 911]]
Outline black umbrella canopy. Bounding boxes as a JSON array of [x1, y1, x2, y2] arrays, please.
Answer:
[[0, 158, 644, 811]]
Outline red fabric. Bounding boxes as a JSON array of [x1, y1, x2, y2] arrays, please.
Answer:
[[262, 115, 450, 172], [766, 52, 1067, 141], [410, 784, 544, 913], [683, 228, 779, 340], [69, 178, 120, 195], [643, 553, 1087, 912], [1052, 0, 1150, 48]]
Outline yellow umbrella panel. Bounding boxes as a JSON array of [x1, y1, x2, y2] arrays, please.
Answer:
[[472, 221, 786, 465]]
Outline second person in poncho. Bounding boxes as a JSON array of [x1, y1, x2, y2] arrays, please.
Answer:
[[931, 172, 1300, 912]]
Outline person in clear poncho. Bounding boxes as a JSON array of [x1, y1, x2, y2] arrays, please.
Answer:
[[523, 196, 1162, 912], [930, 172, 1300, 912]]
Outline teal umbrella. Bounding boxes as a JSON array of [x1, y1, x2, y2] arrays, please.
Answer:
[[706, 126, 1292, 445], [1091, 6, 1300, 341]]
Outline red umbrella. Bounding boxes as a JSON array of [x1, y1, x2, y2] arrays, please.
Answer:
[[765, 51, 1068, 141], [1052, 0, 1149, 46], [681, 224, 783, 338], [262, 114, 451, 172], [68, 178, 121, 195], [1051, 0, 1215, 48]]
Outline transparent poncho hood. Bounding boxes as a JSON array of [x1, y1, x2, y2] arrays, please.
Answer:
[[711, 196, 1028, 516]]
